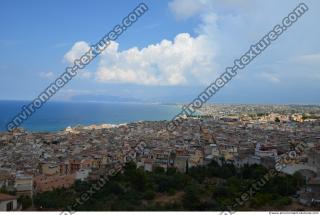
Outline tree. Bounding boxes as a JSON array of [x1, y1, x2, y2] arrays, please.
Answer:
[[143, 190, 156, 200], [18, 195, 32, 210], [166, 167, 177, 175], [131, 169, 147, 192], [0, 186, 16, 195], [212, 185, 230, 198], [182, 184, 202, 210]]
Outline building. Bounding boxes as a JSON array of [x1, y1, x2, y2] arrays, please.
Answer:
[[0, 170, 11, 188], [0, 193, 18, 211], [307, 146, 320, 176], [255, 143, 277, 158], [40, 163, 60, 176], [153, 149, 169, 170], [75, 169, 91, 181], [189, 150, 204, 167], [34, 174, 75, 193], [174, 155, 189, 173], [143, 159, 153, 172], [14, 172, 33, 198]]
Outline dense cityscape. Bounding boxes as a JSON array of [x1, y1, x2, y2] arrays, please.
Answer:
[[0, 104, 319, 211]]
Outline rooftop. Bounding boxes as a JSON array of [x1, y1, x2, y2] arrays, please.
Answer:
[[0, 193, 17, 201]]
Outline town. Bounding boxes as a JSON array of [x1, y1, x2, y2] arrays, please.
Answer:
[[0, 104, 319, 211]]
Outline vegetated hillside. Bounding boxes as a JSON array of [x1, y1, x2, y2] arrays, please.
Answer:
[[34, 161, 305, 211]]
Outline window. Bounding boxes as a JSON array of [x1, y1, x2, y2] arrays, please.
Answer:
[[6, 201, 13, 211]]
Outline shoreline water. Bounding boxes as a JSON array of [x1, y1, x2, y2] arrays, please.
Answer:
[[0, 101, 180, 132], [1, 100, 319, 133]]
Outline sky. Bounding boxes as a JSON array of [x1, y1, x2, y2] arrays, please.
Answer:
[[0, 0, 319, 104]]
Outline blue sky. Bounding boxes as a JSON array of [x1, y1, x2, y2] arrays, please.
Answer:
[[0, 0, 319, 104]]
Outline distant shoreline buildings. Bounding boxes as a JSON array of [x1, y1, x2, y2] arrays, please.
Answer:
[[0, 104, 320, 209]]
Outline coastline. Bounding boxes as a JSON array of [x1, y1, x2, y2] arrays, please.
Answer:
[[0, 101, 180, 133]]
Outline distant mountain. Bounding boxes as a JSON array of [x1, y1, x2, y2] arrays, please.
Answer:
[[69, 94, 142, 103]]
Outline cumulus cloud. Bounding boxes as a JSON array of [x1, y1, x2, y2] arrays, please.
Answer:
[[65, 0, 319, 87], [95, 33, 217, 85], [59, 0, 320, 103], [64, 41, 90, 64], [63, 1, 221, 86]]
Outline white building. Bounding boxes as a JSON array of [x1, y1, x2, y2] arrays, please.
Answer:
[[14, 172, 33, 197], [75, 169, 91, 181], [255, 143, 277, 157], [0, 193, 18, 211]]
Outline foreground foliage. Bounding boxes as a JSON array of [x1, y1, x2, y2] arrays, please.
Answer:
[[34, 161, 304, 211]]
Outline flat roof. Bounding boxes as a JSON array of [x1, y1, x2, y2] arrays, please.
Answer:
[[0, 193, 17, 201]]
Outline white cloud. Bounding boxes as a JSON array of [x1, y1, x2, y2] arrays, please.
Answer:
[[78, 70, 93, 79], [95, 33, 218, 85], [168, 0, 210, 20], [260, 72, 280, 83], [168, 0, 254, 20], [293, 53, 320, 66], [287, 53, 320, 80], [64, 41, 90, 64], [61, 1, 222, 86], [39, 71, 54, 79], [63, 1, 228, 86], [65, 0, 320, 87]]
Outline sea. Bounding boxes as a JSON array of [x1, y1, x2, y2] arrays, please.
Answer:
[[0, 100, 180, 132]]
